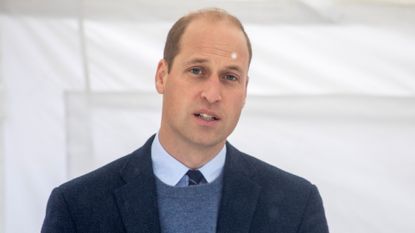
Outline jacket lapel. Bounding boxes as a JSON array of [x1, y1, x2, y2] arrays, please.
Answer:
[[216, 143, 261, 233], [112, 137, 261, 233], [113, 136, 161, 233]]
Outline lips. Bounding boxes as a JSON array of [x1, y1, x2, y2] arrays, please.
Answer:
[[194, 111, 220, 122]]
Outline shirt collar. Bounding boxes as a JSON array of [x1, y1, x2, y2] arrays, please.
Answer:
[[151, 133, 226, 186]]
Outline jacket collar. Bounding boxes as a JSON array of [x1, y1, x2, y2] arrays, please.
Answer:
[[113, 136, 260, 233]]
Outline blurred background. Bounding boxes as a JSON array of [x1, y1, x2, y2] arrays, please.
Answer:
[[1, 0, 415, 232]]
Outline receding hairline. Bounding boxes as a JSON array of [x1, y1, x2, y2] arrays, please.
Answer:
[[185, 8, 240, 23], [163, 8, 252, 71], [179, 8, 251, 56]]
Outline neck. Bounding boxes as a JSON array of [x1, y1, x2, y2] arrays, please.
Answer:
[[157, 130, 225, 169]]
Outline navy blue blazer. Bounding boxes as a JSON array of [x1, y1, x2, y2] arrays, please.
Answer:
[[42, 136, 329, 233]]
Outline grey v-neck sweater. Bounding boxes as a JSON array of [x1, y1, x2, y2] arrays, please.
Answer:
[[155, 176, 223, 233]]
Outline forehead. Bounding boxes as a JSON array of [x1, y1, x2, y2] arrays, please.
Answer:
[[178, 18, 250, 67]]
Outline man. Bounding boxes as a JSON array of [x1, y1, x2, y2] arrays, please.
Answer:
[[42, 8, 329, 233]]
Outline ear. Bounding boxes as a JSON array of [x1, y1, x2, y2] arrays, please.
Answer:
[[155, 59, 169, 94]]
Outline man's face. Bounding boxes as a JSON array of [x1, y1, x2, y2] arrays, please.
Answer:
[[156, 18, 249, 150]]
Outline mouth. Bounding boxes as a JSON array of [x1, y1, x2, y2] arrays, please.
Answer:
[[194, 112, 220, 122]]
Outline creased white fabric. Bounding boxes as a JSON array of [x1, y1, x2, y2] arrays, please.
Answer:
[[1, 1, 415, 233]]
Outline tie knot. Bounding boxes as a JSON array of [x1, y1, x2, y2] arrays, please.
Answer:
[[186, 170, 206, 186]]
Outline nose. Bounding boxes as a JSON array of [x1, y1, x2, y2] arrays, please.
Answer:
[[201, 77, 222, 104]]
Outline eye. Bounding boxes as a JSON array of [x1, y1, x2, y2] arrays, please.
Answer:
[[223, 74, 238, 81], [189, 67, 203, 75]]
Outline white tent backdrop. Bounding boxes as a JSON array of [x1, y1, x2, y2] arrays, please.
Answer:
[[1, 0, 415, 232]]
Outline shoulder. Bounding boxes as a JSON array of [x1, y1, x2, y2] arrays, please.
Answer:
[[55, 151, 134, 203], [226, 143, 315, 197], [42, 151, 136, 231], [242, 154, 329, 232], [57, 136, 155, 197], [226, 143, 329, 231], [42, 137, 156, 231]]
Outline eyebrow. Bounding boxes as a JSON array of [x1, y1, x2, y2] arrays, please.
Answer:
[[183, 58, 209, 66], [184, 58, 244, 74], [225, 65, 243, 74]]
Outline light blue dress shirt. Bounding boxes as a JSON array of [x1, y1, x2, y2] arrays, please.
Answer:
[[151, 134, 226, 187]]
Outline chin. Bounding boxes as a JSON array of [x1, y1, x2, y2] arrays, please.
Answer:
[[189, 134, 227, 149]]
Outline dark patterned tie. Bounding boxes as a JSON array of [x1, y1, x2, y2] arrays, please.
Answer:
[[186, 170, 207, 186]]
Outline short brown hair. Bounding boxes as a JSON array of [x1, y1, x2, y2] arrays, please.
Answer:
[[163, 8, 252, 72]]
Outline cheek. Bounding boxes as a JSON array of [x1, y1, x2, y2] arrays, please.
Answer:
[[234, 91, 247, 106], [164, 85, 192, 112], [228, 94, 246, 116]]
